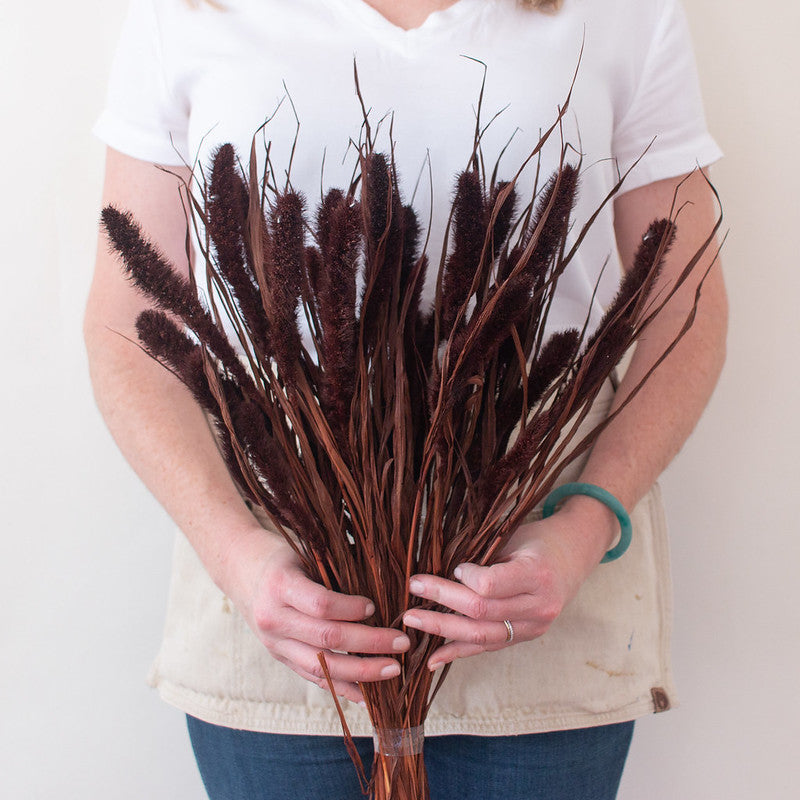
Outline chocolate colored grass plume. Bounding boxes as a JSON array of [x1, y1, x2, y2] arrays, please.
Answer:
[[102, 118, 721, 798]]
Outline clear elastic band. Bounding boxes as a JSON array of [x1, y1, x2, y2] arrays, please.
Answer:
[[372, 725, 425, 756]]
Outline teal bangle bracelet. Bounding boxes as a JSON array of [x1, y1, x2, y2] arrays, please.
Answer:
[[541, 482, 632, 563]]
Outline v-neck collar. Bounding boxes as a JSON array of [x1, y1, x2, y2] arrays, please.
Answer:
[[328, 0, 489, 39]]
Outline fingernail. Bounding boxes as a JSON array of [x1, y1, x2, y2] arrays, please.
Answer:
[[364, 602, 375, 617], [381, 663, 401, 679], [403, 613, 422, 628], [429, 660, 441, 672], [358, 700, 367, 708], [409, 578, 424, 594], [454, 565, 464, 581], [392, 634, 411, 651]]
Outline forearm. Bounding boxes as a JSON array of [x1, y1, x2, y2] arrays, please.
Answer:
[[85, 148, 280, 596], [84, 326, 274, 593], [579, 169, 728, 516], [579, 274, 728, 512]]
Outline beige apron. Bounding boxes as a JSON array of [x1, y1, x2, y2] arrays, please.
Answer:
[[148, 385, 676, 735]]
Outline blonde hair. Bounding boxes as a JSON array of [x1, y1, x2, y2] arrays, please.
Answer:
[[186, 0, 562, 10], [520, 0, 562, 8]]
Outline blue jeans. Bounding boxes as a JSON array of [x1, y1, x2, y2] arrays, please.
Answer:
[[187, 715, 634, 800]]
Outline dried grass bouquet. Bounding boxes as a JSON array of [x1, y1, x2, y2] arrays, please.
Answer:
[[102, 93, 720, 799]]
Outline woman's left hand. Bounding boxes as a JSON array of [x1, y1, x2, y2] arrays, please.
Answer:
[[402, 495, 618, 670]]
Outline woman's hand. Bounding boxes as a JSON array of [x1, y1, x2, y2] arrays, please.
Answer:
[[402, 496, 618, 670], [226, 527, 411, 704]]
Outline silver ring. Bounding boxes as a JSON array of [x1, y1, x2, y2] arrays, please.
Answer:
[[503, 619, 514, 643]]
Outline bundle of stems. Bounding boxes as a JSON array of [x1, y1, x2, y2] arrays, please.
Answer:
[[102, 109, 720, 798]]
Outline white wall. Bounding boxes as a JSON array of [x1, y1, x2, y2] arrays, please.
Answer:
[[619, 3, 800, 798], [1, 2, 797, 798]]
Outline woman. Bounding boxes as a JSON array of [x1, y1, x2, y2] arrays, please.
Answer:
[[86, 0, 727, 797]]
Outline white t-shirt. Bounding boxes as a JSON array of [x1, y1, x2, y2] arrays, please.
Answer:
[[95, 0, 720, 334], [95, 0, 720, 736]]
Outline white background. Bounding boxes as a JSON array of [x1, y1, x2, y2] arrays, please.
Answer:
[[1, 1, 798, 797]]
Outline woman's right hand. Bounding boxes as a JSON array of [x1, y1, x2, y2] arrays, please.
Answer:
[[226, 527, 411, 704]]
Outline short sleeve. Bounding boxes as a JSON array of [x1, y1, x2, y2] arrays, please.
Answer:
[[612, 0, 722, 192], [93, 0, 189, 165]]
